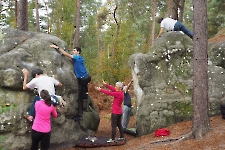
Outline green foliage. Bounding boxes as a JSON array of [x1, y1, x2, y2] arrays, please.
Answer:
[[96, 7, 109, 29], [1, 0, 223, 83], [1, 0, 16, 28], [182, 0, 193, 31], [83, 1, 164, 83], [50, 0, 76, 48], [86, 18, 137, 83], [27, 1, 37, 31], [79, 2, 103, 80], [207, 0, 225, 37]]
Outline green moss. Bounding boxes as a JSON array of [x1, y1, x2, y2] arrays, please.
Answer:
[[172, 101, 193, 120], [174, 81, 186, 95], [165, 116, 175, 125], [0, 103, 17, 115], [0, 103, 17, 149], [151, 123, 158, 132], [186, 88, 193, 96], [0, 135, 4, 150], [0, 29, 4, 40]]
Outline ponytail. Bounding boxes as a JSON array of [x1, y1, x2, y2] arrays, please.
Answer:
[[40, 90, 51, 106]]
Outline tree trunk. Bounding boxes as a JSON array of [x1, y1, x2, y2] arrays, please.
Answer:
[[178, 0, 185, 22], [112, 4, 119, 58], [171, 0, 179, 20], [192, 0, 210, 139], [15, 0, 18, 28], [35, 0, 40, 32], [74, 0, 80, 48], [167, 0, 172, 17], [97, 16, 102, 81], [149, 0, 156, 48], [17, 0, 28, 31], [171, 0, 185, 22], [97, 30, 102, 81], [42, 0, 51, 34]]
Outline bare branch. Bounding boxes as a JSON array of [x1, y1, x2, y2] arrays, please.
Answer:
[[113, 5, 118, 26]]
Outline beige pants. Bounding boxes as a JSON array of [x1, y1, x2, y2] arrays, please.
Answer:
[[55, 95, 67, 106]]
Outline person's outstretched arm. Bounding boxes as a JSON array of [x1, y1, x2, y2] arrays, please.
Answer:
[[50, 44, 73, 59], [123, 79, 133, 93], [56, 82, 63, 87], [127, 79, 133, 90], [156, 27, 164, 39], [102, 80, 116, 91]]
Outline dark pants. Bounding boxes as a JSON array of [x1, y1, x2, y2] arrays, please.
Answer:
[[30, 129, 51, 150], [28, 95, 41, 117], [111, 114, 124, 140], [77, 75, 91, 115], [221, 103, 225, 119], [174, 21, 193, 39]]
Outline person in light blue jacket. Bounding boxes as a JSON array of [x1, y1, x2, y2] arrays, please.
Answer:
[[122, 79, 133, 129]]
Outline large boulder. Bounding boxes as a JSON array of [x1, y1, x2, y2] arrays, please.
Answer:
[[0, 28, 100, 150], [129, 31, 225, 136]]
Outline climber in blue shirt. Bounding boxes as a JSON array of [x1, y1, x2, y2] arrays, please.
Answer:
[[50, 44, 91, 121]]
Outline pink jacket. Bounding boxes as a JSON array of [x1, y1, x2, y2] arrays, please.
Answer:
[[32, 100, 58, 133], [100, 84, 124, 114]]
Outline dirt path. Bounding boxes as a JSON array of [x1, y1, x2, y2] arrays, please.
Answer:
[[62, 114, 225, 150], [61, 82, 225, 150]]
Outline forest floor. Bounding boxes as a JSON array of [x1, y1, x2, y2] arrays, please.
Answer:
[[60, 34, 225, 150], [60, 82, 225, 150]]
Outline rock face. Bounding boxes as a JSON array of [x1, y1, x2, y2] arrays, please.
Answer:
[[0, 28, 100, 150], [129, 32, 225, 136]]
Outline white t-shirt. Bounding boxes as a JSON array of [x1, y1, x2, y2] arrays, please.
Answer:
[[161, 18, 177, 31], [26, 75, 60, 95]]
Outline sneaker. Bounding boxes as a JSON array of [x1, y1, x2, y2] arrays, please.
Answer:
[[73, 116, 83, 121], [107, 138, 115, 143], [116, 137, 125, 141]]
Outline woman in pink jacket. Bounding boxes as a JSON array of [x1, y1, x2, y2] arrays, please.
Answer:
[[95, 80, 124, 142], [30, 90, 58, 150]]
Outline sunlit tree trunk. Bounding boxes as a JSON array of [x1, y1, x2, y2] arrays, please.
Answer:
[[178, 0, 185, 22], [172, 0, 185, 22], [96, 6, 108, 81], [74, 0, 80, 48], [17, 0, 28, 31], [192, 0, 210, 139], [41, 0, 51, 33], [149, 0, 156, 48], [35, 0, 40, 32]]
